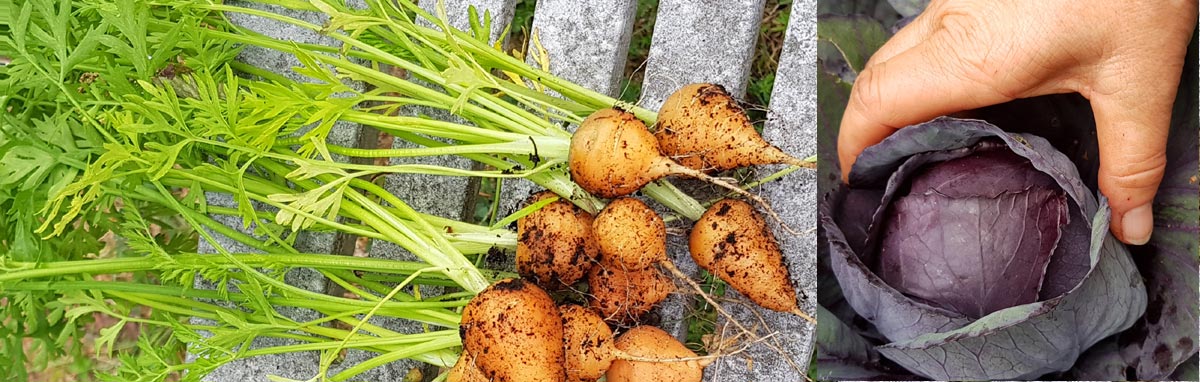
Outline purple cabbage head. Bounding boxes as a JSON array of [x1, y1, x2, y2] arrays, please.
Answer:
[[819, 118, 1148, 379], [876, 147, 1068, 319]]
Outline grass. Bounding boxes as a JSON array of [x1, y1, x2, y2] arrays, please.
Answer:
[[747, 0, 794, 125], [617, 0, 660, 104]]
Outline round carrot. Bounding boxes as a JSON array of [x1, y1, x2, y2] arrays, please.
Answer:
[[690, 199, 813, 322], [517, 191, 600, 289], [593, 197, 667, 270], [560, 304, 616, 382], [606, 326, 708, 382], [460, 278, 566, 382], [568, 108, 779, 203], [447, 351, 488, 382]]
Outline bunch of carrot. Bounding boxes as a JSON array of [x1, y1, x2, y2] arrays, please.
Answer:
[[449, 84, 812, 382]]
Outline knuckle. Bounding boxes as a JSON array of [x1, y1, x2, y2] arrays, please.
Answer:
[[928, 5, 990, 62], [934, 11, 979, 37], [930, 0, 991, 37], [1102, 151, 1168, 195]]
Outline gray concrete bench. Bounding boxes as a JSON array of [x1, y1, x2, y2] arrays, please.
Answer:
[[197, 0, 817, 380]]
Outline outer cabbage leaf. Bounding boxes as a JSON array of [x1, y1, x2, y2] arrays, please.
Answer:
[[1170, 354, 1199, 380], [817, 16, 888, 76], [1066, 338, 1128, 380], [815, 305, 915, 380], [816, 44, 855, 199]]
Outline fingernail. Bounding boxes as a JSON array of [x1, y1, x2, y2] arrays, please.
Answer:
[[1122, 204, 1153, 245]]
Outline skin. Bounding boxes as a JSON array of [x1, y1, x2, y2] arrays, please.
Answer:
[[837, 0, 1198, 245]]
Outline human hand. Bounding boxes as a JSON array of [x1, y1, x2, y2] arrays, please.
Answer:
[[837, 0, 1198, 245]]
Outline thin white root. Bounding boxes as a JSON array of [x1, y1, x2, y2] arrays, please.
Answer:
[[658, 261, 761, 343], [790, 307, 817, 324], [665, 227, 689, 236], [679, 166, 800, 236], [610, 331, 779, 367], [610, 349, 718, 365]]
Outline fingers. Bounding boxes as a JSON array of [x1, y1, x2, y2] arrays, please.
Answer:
[[1090, 73, 1179, 245], [838, 32, 1017, 182]]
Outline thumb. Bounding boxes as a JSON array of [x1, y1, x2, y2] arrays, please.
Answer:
[[1090, 83, 1175, 245]]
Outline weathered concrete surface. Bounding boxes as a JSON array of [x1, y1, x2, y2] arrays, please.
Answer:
[[640, 0, 767, 110], [703, 1, 818, 380], [529, 0, 637, 97]]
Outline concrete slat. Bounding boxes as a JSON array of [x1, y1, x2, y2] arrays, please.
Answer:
[[529, 0, 637, 97], [636, 0, 767, 343], [703, 1, 819, 380], [639, 0, 767, 110], [420, 0, 517, 39]]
